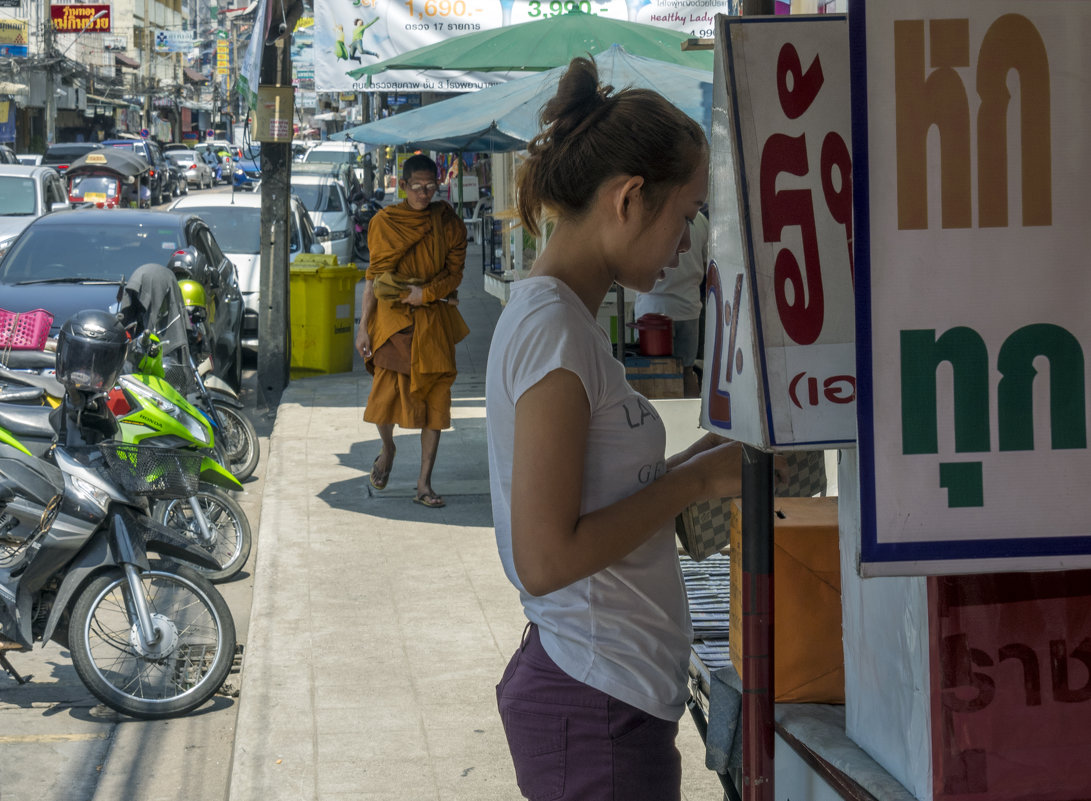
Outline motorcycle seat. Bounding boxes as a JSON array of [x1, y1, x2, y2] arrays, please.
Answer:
[[0, 403, 54, 439], [0, 366, 64, 400], [0, 350, 56, 370], [0, 388, 44, 403]]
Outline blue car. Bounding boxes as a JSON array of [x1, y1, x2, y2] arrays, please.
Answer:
[[233, 146, 261, 191]]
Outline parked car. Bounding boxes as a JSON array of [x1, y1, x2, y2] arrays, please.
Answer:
[[0, 164, 70, 258], [99, 138, 171, 205], [290, 172, 355, 265], [16, 153, 43, 166], [166, 149, 214, 189], [170, 192, 326, 350], [0, 144, 19, 164], [232, 144, 261, 191], [0, 209, 245, 389], [41, 142, 106, 172], [301, 140, 370, 185], [161, 142, 192, 154]]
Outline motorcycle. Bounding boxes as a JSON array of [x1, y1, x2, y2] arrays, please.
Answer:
[[175, 276, 260, 483], [0, 309, 236, 719], [351, 188, 385, 263], [0, 286, 254, 583]]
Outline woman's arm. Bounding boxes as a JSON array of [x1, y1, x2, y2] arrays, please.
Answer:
[[510, 369, 744, 596]]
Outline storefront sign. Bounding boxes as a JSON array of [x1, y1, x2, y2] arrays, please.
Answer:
[[929, 571, 1091, 800], [703, 14, 854, 450], [50, 4, 111, 33], [853, 0, 1091, 575], [0, 19, 27, 57], [313, 0, 736, 93], [154, 30, 195, 53]]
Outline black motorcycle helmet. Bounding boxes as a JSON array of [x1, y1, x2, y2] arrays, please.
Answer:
[[166, 247, 198, 279], [55, 309, 129, 393]]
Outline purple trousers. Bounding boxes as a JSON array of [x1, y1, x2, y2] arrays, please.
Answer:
[[495, 624, 682, 801]]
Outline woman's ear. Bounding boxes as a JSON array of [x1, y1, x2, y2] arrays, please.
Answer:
[[612, 175, 645, 224]]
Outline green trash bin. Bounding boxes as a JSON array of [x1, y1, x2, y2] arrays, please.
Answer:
[[289, 256, 358, 378]]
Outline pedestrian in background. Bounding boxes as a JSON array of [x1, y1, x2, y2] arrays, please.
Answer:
[[355, 154, 469, 509], [634, 203, 710, 398], [485, 55, 746, 799]]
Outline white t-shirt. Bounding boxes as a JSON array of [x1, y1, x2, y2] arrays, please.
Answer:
[[485, 276, 692, 721]]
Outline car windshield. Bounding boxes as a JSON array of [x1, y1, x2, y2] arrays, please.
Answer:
[[292, 183, 342, 213], [182, 206, 260, 254], [0, 221, 184, 283], [169, 153, 196, 165], [305, 150, 354, 164], [0, 177, 38, 216]]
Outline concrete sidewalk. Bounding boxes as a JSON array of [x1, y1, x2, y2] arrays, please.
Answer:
[[227, 242, 724, 799]]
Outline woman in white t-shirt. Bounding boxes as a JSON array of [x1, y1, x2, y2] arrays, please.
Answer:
[[485, 56, 746, 800]]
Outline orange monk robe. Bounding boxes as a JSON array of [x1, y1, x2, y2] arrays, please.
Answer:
[[363, 200, 469, 429]]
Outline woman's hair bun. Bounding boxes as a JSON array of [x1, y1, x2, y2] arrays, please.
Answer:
[[540, 55, 613, 143]]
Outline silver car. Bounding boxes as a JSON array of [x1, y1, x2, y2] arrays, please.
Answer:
[[166, 150, 215, 189], [0, 164, 70, 259]]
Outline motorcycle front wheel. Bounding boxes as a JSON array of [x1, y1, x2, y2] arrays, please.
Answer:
[[68, 563, 236, 720], [153, 489, 252, 582], [211, 400, 259, 482]]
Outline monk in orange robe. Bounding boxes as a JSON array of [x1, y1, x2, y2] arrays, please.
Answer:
[[355, 154, 469, 508]]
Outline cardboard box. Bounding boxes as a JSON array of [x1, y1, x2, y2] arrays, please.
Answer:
[[625, 356, 683, 399], [729, 496, 843, 703]]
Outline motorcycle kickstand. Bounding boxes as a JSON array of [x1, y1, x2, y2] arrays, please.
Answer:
[[0, 643, 31, 684]]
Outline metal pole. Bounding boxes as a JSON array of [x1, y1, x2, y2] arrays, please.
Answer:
[[256, 24, 293, 409], [740, 445, 775, 801]]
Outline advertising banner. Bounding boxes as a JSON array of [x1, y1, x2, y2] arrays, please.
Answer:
[[50, 4, 111, 33], [314, 0, 738, 93], [0, 99, 14, 143], [0, 19, 27, 57], [703, 14, 854, 450], [853, 0, 1091, 575]]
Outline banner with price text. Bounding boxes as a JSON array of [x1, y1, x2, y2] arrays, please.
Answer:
[[314, 0, 735, 93], [702, 14, 855, 450]]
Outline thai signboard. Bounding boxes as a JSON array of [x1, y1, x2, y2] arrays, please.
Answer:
[[50, 4, 111, 33], [703, 14, 855, 450], [853, 0, 1091, 576], [0, 19, 27, 56], [313, 0, 739, 93]]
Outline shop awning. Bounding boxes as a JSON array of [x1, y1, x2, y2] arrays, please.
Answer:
[[183, 67, 207, 84], [0, 81, 29, 95], [114, 53, 140, 69]]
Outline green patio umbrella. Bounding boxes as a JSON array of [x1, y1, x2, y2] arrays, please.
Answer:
[[347, 8, 712, 78]]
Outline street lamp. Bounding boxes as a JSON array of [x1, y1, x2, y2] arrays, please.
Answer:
[[44, 8, 108, 147]]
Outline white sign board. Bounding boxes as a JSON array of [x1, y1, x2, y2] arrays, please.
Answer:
[[702, 14, 855, 450], [853, 0, 1091, 576], [313, 0, 737, 94]]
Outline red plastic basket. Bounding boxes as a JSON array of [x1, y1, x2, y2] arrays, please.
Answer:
[[0, 308, 54, 350]]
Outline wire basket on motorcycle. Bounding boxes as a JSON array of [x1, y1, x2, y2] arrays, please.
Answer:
[[98, 442, 203, 499]]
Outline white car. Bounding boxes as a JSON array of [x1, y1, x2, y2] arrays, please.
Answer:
[[290, 173, 355, 265], [0, 165, 70, 258], [169, 192, 325, 349]]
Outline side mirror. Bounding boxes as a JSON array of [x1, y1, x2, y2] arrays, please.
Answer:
[[309, 243, 325, 255], [50, 201, 70, 213]]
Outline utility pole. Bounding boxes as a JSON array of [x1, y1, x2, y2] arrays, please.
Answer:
[[43, 0, 55, 146], [256, 11, 294, 408]]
